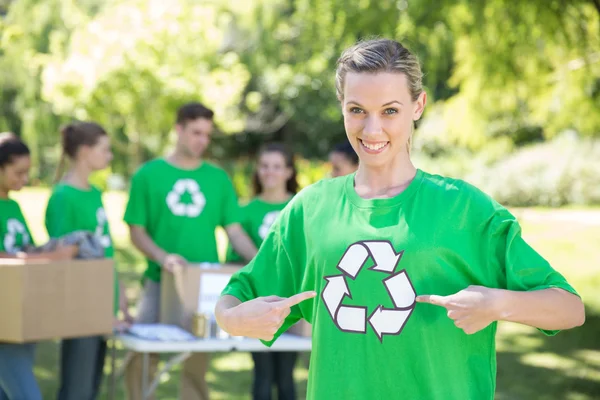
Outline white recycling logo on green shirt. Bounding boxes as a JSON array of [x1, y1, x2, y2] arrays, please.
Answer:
[[166, 179, 206, 218], [258, 211, 280, 240], [3, 218, 30, 253], [95, 208, 111, 248], [322, 240, 416, 342]]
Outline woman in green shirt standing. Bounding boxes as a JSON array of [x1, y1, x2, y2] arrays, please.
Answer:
[[216, 39, 585, 400], [227, 143, 299, 400], [0, 133, 77, 400], [45, 122, 130, 400]]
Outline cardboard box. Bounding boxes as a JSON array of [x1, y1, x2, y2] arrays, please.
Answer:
[[0, 259, 114, 343], [160, 263, 241, 333]]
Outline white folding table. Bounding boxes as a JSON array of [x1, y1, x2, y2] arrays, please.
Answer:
[[108, 330, 312, 399]]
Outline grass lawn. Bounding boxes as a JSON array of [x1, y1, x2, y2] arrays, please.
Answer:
[[9, 189, 600, 400]]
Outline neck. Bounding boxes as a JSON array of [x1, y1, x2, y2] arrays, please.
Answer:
[[0, 188, 8, 199], [166, 150, 202, 170], [63, 164, 92, 189], [354, 153, 417, 199], [259, 187, 291, 203]]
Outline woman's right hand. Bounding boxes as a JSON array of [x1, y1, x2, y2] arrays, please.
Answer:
[[220, 291, 316, 341]]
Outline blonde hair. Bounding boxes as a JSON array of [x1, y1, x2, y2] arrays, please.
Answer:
[[335, 38, 424, 152]]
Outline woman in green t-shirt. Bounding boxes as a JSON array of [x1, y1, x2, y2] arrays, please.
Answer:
[[227, 143, 299, 400], [0, 133, 77, 400], [216, 39, 585, 400], [45, 122, 130, 400]]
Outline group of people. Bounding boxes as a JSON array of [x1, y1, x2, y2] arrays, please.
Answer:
[[0, 98, 357, 400], [0, 36, 586, 400]]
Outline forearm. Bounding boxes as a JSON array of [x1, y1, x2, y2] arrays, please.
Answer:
[[129, 226, 167, 263], [494, 287, 585, 330], [215, 295, 242, 334], [227, 228, 258, 262]]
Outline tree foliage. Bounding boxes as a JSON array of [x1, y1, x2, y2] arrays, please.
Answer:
[[0, 0, 598, 180]]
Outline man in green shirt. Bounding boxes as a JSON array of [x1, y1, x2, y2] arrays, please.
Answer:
[[123, 102, 257, 400]]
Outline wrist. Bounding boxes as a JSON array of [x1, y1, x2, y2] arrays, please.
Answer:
[[218, 306, 240, 336], [491, 288, 514, 322], [154, 250, 168, 266]]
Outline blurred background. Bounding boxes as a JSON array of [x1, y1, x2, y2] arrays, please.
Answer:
[[1, 0, 599, 399]]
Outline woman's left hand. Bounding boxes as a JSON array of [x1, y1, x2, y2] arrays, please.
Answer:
[[416, 285, 502, 334]]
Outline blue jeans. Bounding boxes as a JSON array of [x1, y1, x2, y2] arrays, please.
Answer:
[[251, 352, 298, 400], [0, 342, 42, 400], [57, 336, 107, 400]]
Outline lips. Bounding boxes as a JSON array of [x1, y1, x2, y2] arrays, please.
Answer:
[[359, 139, 389, 154]]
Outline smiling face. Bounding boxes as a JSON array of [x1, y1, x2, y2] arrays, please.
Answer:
[[341, 72, 426, 170], [257, 151, 293, 192]]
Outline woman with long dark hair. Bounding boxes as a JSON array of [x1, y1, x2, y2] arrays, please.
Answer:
[[227, 142, 299, 400]]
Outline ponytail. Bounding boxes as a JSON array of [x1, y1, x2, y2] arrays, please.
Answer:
[[54, 124, 71, 184]]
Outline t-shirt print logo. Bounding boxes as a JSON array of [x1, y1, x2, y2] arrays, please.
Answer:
[[322, 240, 416, 342], [3, 218, 30, 253], [166, 179, 206, 217], [95, 208, 111, 248], [258, 211, 280, 240]]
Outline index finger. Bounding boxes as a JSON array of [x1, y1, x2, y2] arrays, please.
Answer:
[[416, 294, 448, 308], [276, 291, 317, 309]]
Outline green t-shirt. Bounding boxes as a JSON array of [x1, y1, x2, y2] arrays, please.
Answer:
[[0, 198, 34, 253], [222, 170, 578, 400], [123, 159, 242, 282], [45, 184, 119, 315], [226, 197, 291, 263]]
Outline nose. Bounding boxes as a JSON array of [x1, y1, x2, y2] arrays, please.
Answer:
[[363, 115, 383, 137]]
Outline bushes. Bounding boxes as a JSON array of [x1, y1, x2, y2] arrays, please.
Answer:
[[466, 136, 600, 207]]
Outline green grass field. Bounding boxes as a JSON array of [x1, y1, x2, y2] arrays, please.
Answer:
[[10, 189, 600, 400]]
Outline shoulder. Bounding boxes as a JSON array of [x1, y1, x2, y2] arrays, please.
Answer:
[[295, 176, 345, 202], [419, 170, 514, 224], [241, 198, 260, 210], [202, 161, 231, 179], [280, 176, 345, 219], [1, 199, 24, 215], [131, 158, 166, 178]]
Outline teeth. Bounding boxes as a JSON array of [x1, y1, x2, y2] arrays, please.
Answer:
[[361, 140, 387, 151]]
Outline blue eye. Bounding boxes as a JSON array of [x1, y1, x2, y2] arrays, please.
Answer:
[[384, 108, 398, 115], [350, 107, 364, 114]]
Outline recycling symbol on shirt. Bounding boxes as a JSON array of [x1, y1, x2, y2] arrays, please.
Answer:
[[322, 240, 416, 342], [258, 211, 280, 240], [95, 208, 111, 248], [166, 179, 206, 218], [3, 218, 30, 253]]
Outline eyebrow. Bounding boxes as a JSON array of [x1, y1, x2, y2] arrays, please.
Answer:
[[347, 100, 403, 107]]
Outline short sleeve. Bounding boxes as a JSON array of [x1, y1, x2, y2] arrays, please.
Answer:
[[221, 212, 303, 346], [488, 207, 579, 336], [220, 172, 242, 228], [45, 191, 77, 238], [123, 170, 148, 227]]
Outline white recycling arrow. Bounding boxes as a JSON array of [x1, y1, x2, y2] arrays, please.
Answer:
[[322, 275, 351, 319], [324, 241, 417, 342], [365, 241, 403, 273], [337, 305, 367, 333], [368, 306, 413, 342], [383, 270, 416, 309], [337, 243, 370, 278]]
